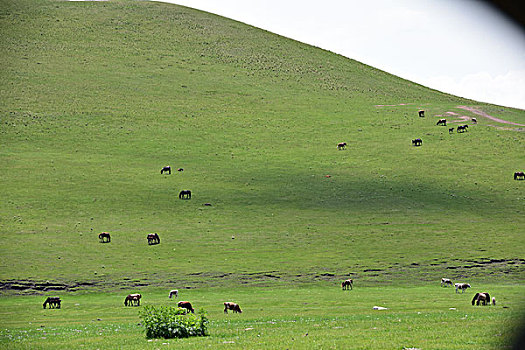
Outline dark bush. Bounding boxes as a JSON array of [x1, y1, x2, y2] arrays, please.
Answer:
[[139, 306, 208, 339]]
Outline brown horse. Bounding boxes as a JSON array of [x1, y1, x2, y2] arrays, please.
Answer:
[[178, 301, 195, 313], [124, 293, 141, 306], [98, 232, 110, 243], [472, 292, 491, 306], [179, 190, 191, 199], [147, 233, 160, 245], [342, 279, 353, 290], [224, 302, 242, 313], [514, 171, 525, 180], [436, 119, 447, 126], [43, 297, 61, 309], [337, 142, 347, 150], [161, 166, 171, 174]]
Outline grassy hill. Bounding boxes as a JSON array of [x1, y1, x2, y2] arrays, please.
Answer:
[[1, 0, 524, 292]]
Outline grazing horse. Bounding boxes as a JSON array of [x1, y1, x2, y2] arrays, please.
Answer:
[[98, 232, 110, 243], [436, 119, 447, 126], [124, 294, 141, 306], [472, 118, 477, 124], [514, 171, 525, 180], [147, 233, 160, 245], [43, 297, 61, 309], [342, 279, 353, 290], [177, 301, 195, 313], [418, 110, 425, 118], [441, 278, 453, 287], [472, 292, 491, 306], [337, 142, 347, 150], [412, 138, 422, 146], [161, 166, 171, 175], [179, 190, 191, 199], [224, 302, 242, 313], [169, 289, 178, 299], [455, 283, 471, 293], [457, 125, 468, 133], [449, 127, 454, 134]]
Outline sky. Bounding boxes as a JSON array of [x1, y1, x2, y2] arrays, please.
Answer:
[[153, 0, 525, 110]]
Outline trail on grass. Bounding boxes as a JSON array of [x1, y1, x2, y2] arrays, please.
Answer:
[[457, 105, 525, 126]]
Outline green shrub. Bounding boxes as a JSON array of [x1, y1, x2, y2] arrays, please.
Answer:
[[139, 306, 209, 339]]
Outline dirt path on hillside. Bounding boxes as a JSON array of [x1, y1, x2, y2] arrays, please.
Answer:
[[457, 105, 525, 127]]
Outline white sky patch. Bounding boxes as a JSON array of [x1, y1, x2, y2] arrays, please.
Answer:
[[425, 70, 525, 109], [154, 0, 525, 110]]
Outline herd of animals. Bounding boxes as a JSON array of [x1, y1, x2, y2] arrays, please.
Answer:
[[340, 109, 524, 180], [42, 277, 494, 312], [42, 110, 518, 318]]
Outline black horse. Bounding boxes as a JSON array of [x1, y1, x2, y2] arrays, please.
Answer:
[[179, 190, 191, 199], [418, 110, 425, 117], [457, 125, 468, 133], [43, 297, 61, 309], [147, 233, 160, 245], [436, 119, 447, 126], [449, 127, 454, 134], [98, 232, 111, 243], [412, 138, 422, 146], [514, 171, 525, 180], [161, 166, 171, 175]]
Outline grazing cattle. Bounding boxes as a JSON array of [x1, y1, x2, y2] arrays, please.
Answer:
[[177, 168, 184, 172], [161, 166, 171, 175], [342, 279, 353, 290], [337, 142, 347, 150], [124, 293, 141, 306], [147, 233, 160, 245], [178, 301, 195, 313], [455, 283, 471, 293], [98, 232, 110, 243], [418, 110, 425, 118], [472, 117, 477, 124], [43, 297, 61, 309], [224, 302, 242, 313], [412, 138, 422, 146], [169, 289, 178, 299], [514, 171, 525, 180], [472, 292, 491, 306], [436, 119, 447, 126], [441, 278, 453, 287], [179, 190, 191, 199], [457, 125, 468, 133], [449, 127, 454, 134], [492, 297, 496, 306]]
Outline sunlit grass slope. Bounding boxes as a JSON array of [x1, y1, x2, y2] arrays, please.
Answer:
[[1, 0, 524, 290]]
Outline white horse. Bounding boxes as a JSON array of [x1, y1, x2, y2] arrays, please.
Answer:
[[455, 283, 471, 293], [441, 278, 453, 287], [169, 289, 178, 299]]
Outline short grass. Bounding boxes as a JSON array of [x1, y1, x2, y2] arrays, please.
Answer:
[[0, 0, 524, 348], [1, 285, 524, 349]]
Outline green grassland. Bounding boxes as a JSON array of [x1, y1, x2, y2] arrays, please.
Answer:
[[1, 285, 523, 349], [1, 0, 524, 348]]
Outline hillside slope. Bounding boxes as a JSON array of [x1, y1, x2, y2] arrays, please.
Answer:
[[0, 0, 523, 292]]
